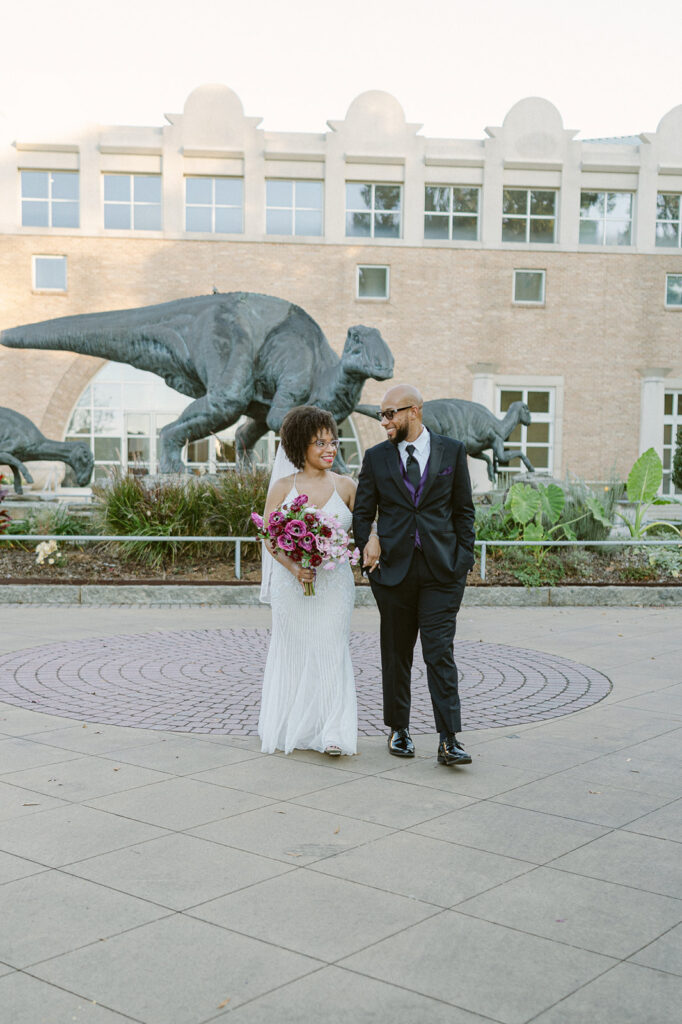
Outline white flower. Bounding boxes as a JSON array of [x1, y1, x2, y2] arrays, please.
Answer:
[[47, 558, 55, 564]]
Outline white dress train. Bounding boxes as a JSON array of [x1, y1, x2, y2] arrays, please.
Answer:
[[258, 483, 357, 755]]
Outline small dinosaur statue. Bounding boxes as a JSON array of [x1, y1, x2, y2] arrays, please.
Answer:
[[355, 398, 535, 481], [0, 407, 94, 494], [1, 292, 394, 473]]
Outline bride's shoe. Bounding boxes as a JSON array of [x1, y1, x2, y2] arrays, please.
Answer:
[[324, 745, 342, 757]]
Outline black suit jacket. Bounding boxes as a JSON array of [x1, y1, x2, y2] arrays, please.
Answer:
[[353, 431, 476, 586]]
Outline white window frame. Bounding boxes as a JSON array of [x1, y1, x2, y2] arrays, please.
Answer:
[[513, 269, 545, 305], [32, 255, 67, 292], [356, 265, 390, 300], [185, 176, 244, 234], [502, 188, 557, 244], [655, 192, 682, 248], [663, 389, 682, 495], [494, 383, 558, 477], [579, 190, 634, 246], [20, 170, 80, 229], [265, 179, 323, 236], [345, 182, 402, 239], [424, 185, 480, 241], [664, 273, 682, 308], [103, 174, 162, 231]]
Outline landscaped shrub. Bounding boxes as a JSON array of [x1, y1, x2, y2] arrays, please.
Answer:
[[93, 468, 271, 569], [0, 475, 10, 535], [673, 426, 682, 493]]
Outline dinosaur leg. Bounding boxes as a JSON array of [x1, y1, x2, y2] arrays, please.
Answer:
[[158, 391, 248, 473], [235, 417, 269, 466], [265, 384, 309, 434], [471, 451, 496, 483], [491, 437, 535, 473], [0, 452, 34, 495]]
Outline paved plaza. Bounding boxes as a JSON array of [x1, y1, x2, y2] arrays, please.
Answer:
[[0, 602, 680, 1023]]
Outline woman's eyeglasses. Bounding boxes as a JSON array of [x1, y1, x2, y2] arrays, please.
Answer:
[[377, 405, 413, 421], [311, 438, 340, 450]]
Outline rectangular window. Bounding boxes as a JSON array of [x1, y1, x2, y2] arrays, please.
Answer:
[[266, 180, 323, 236], [496, 387, 554, 475], [103, 174, 162, 230], [656, 193, 681, 248], [665, 274, 682, 307], [424, 185, 480, 241], [21, 170, 79, 228], [663, 391, 682, 494], [346, 183, 401, 239], [185, 177, 243, 233], [502, 189, 556, 243], [32, 255, 67, 292], [357, 265, 389, 299], [513, 269, 545, 304], [579, 191, 633, 245]]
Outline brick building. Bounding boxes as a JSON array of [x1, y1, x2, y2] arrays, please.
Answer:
[[1, 85, 681, 493]]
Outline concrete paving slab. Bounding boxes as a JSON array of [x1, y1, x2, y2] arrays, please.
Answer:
[[64, 832, 293, 911], [30, 723, 168, 756], [339, 911, 615, 1024], [0, 850, 47, 885], [189, 801, 391, 865], [1, 755, 169, 802], [0, 780, 68, 822], [618, 682, 682, 717], [629, 923, 682, 976], [309, 829, 533, 906], [410, 800, 609, 864], [0, 869, 168, 968], [624, 799, 682, 842], [29, 914, 319, 1024], [103, 735, 263, 774], [0, 972, 133, 1023], [531, 961, 682, 1023], [224, 965, 490, 1024], [460, 732, 604, 772], [559, 751, 681, 799], [188, 867, 438, 962], [191, 755, 363, 800], [493, 772, 673, 828], [456, 865, 682, 959], [625, 727, 682, 764], [291, 774, 475, 827], [551, 830, 682, 898], [85, 777, 273, 831], [0, 803, 167, 867], [0, 962, 14, 979], [0, 736, 81, 774], [377, 753, 547, 799], [0, 706, 85, 737]]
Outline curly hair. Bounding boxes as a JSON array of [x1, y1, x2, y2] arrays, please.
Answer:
[[279, 406, 339, 470]]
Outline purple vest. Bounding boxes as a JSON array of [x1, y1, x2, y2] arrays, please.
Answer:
[[398, 451, 429, 546]]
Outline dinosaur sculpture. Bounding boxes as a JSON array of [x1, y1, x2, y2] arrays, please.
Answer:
[[1, 292, 394, 473], [356, 398, 534, 481], [0, 407, 94, 494]]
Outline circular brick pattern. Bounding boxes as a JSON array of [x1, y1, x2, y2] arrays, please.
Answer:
[[0, 629, 611, 735]]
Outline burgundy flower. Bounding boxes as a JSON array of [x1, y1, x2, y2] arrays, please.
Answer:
[[289, 548, 303, 562], [290, 494, 308, 511], [310, 552, 323, 567], [303, 512, 317, 527], [321, 525, 332, 538]]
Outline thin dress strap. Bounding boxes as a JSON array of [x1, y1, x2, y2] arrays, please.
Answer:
[[330, 472, 337, 493]]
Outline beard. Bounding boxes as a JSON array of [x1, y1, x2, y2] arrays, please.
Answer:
[[388, 421, 410, 445]]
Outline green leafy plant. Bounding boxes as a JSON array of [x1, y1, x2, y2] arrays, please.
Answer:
[[0, 475, 10, 535], [609, 448, 681, 539], [504, 480, 597, 567]]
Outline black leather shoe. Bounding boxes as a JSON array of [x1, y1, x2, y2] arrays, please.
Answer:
[[388, 728, 415, 758], [437, 733, 472, 766]]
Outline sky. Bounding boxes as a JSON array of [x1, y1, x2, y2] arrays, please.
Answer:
[[0, 0, 680, 142]]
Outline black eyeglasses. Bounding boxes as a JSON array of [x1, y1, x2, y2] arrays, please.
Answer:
[[377, 405, 413, 422]]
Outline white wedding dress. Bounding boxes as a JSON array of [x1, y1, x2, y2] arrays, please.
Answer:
[[258, 479, 358, 755]]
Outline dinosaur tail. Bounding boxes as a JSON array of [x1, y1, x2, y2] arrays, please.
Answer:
[[354, 404, 380, 419], [0, 307, 147, 358]]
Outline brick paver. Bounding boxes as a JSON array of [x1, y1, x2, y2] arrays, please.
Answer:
[[0, 629, 611, 735]]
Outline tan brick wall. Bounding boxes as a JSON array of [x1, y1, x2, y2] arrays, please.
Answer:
[[1, 233, 681, 483]]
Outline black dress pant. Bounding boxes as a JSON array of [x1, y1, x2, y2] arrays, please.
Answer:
[[370, 549, 467, 734]]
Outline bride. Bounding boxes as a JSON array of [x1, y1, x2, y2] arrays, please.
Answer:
[[258, 406, 359, 757]]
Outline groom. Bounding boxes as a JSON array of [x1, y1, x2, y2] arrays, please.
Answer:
[[353, 384, 476, 767]]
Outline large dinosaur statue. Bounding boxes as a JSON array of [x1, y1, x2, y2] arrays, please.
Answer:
[[0, 407, 94, 494], [1, 292, 394, 473], [356, 398, 534, 481]]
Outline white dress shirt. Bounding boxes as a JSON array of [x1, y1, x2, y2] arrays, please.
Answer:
[[398, 426, 430, 476]]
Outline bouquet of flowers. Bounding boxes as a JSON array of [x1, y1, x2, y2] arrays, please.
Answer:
[[251, 493, 359, 596]]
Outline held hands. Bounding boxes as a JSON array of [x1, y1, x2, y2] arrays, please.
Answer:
[[292, 564, 315, 589], [362, 534, 381, 573]]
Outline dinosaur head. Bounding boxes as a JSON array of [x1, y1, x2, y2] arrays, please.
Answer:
[[341, 326, 394, 382], [516, 402, 532, 427], [66, 442, 95, 486]]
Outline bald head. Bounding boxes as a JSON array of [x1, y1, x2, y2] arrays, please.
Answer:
[[380, 383, 424, 444]]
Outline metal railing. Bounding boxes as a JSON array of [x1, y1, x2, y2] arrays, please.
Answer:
[[2, 533, 681, 582]]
